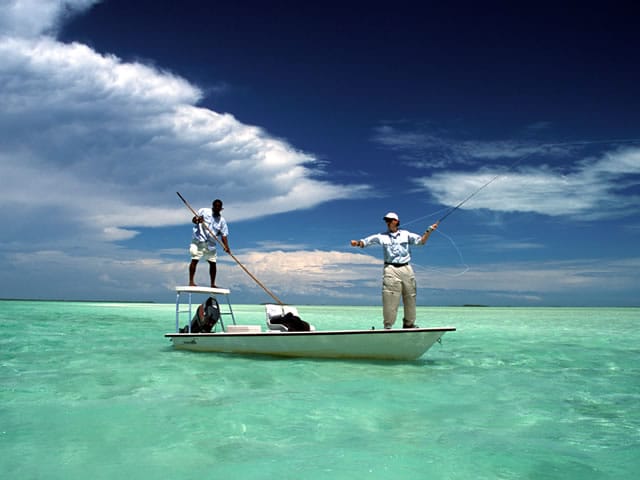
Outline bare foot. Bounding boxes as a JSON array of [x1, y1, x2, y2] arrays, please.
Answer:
[[189, 282, 198, 287]]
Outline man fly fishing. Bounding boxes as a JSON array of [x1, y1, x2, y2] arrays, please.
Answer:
[[351, 212, 438, 329]]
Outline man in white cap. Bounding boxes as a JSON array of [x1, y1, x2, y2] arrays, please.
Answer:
[[350, 213, 438, 329]]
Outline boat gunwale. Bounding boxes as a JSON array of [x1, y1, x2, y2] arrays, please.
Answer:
[[165, 326, 456, 338]]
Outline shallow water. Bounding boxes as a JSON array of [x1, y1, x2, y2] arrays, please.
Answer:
[[1, 301, 638, 479]]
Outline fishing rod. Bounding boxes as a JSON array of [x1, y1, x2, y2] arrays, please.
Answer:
[[437, 171, 503, 224], [176, 192, 285, 305]]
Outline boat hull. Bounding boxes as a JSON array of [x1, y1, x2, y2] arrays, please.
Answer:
[[165, 327, 455, 360]]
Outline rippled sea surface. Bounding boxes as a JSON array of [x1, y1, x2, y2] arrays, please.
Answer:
[[1, 301, 638, 479]]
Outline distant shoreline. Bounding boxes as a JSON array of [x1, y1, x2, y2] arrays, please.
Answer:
[[0, 298, 637, 308], [0, 298, 155, 304]]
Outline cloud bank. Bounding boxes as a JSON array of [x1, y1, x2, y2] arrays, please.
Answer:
[[0, 1, 367, 248], [374, 125, 640, 220]]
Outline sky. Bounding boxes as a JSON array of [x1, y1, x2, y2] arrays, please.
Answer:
[[1, 0, 639, 306]]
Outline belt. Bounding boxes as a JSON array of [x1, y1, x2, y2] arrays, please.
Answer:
[[384, 262, 409, 267]]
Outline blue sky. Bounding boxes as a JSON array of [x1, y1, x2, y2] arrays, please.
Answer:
[[1, 0, 639, 306]]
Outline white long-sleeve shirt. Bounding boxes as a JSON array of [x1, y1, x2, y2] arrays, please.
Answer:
[[361, 229, 424, 264]]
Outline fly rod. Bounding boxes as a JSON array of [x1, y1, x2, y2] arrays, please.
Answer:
[[437, 171, 503, 223], [177, 192, 284, 305]]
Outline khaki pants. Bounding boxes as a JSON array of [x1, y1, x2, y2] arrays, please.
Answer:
[[382, 264, 417, 329]]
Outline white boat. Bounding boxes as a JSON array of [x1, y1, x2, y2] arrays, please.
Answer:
[[165, 286, 456, 361]]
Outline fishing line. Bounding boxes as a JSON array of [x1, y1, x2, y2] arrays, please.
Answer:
[[403, 154, 528, 277], [412, 228, 470, 278], [433, 229, 469, 277], [404, 137, 640, 276], [436, 137, 640, 224], [421, 138, 640, 224], [402, 209, 471, 276]]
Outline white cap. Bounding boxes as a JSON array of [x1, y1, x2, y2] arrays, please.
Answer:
[[383, 212, 399, 221]]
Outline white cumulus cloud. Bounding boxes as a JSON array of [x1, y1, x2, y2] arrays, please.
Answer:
[[0, 2, 368, 247]]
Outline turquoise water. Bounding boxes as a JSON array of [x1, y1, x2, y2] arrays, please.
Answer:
[[1, 301, 638, 479]]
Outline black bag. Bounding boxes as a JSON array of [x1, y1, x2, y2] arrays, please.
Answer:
[[269, 312, 311, 332]]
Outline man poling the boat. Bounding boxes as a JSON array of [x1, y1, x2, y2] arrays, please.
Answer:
[[351, 212, 439, 330], [176, 192, 287, 306], [189, 198, 230, 288]]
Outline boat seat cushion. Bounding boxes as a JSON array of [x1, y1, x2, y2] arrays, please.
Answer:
[[265, 304, 298, 330]]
